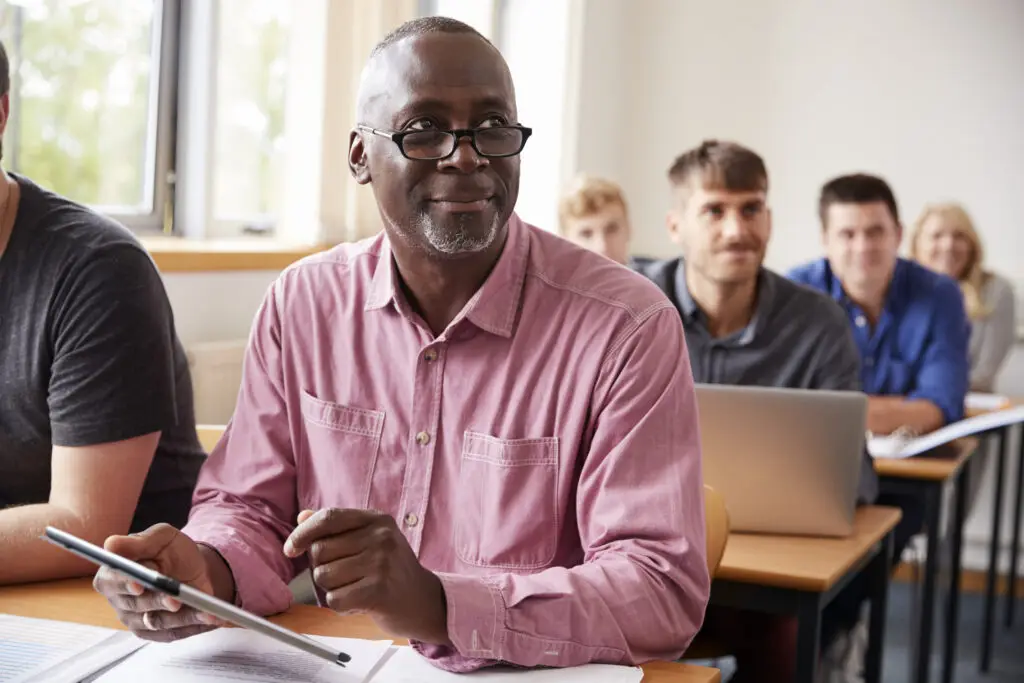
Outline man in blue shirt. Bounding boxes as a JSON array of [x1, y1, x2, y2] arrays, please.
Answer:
[[789, 173, 970, 564]]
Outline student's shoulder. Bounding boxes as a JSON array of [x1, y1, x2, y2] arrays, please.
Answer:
[[16, 176, 157, 273], [525, 222, 675, 325], [767, 268, 850, 336], [784, 257, 831, 287], [900, 259, 964, 307]]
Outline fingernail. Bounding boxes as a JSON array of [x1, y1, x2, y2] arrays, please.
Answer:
[[162, 597, 181, 612], [282, 540, 295, 557], [128, 582, 144, 596], [199, 612, 218, 625]]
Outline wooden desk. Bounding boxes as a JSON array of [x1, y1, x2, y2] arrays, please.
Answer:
[[873, 437, 978, 683], [962, 397, 1024, 673], [0, 579, 720, 683], [711, 505, 902, 683], [873, 437, 977, 481]]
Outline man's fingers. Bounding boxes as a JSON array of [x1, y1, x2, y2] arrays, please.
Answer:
[[311, 551, 375, 592], [103, 523, 179, 562], [284, 508, 381, 558], [125, 620, 218, 643], [94, 566, 144, 598], [120, 606, 220, 634], [323, 576, 379, 614], [306, 525, 383, 567], [108, 591, 173, 614]]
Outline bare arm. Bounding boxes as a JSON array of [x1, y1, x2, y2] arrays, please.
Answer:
[[867, 396, 944, 436], [0, 433, 159, 584]]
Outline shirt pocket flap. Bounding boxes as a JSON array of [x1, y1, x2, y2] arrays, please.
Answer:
[[299, 390, 384, 438]]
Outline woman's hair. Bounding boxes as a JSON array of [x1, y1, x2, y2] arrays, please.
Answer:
[[911, 202, 991, 320]]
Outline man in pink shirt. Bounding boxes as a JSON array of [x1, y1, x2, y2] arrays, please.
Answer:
[[93, 16, 708, 671]]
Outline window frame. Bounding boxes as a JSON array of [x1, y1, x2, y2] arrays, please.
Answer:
[[3, 0, 180, 235]]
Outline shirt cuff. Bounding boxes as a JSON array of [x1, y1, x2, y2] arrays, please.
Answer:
[[182, 521, 294, 616], [409, 572, 505, 672]]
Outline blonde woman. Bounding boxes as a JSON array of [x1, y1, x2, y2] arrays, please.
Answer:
[[912, 203, 1016, 392]]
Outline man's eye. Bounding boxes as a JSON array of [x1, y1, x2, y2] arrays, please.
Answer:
[[478, 116, 508, 129], [407, 119, 438, 131]]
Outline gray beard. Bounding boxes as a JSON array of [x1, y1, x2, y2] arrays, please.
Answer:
[[417, 212, 501, 256]]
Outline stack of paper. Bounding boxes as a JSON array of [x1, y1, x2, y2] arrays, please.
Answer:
[[92, 629, 394, 683], [1, 616, 647, 683], [369, 646, 644, 682], [0, 614, 144, 683], [868, 404, 1024, 459]]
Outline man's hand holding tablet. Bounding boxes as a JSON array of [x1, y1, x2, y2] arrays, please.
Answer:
[[91, 524, 226, 641]]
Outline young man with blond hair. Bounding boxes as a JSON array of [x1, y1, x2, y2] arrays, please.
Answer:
[[557, 173, 634, 265]]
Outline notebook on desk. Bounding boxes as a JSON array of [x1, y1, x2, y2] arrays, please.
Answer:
[[867, 404, 1024, 459], [695, 383, 866, 538], [0, 614, 644, 683]]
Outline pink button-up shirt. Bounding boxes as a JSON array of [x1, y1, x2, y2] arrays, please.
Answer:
[[182, 214, 708, 671]]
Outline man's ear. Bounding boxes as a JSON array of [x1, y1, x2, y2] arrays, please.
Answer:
[[666, 210, 684, 246], [348, 129, 371, 185]]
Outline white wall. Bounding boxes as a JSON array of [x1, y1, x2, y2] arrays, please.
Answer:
[[584, 0, 1024, 289], [162, 272, 274, 347], [566, 0, 1024, 572]]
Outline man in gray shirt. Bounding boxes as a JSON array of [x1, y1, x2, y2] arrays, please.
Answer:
[[634, 140, 876, 682], [0, 40, 204, 585]]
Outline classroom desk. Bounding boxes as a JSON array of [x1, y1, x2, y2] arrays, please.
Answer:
[[874, 437, 978, 683], [965, 397, 1024, 673], [0, 578, 721, 683], [711, 505, 902, 683]]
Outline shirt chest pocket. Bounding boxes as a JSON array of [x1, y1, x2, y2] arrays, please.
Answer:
[[454, 431, 560, 570], [298, 391, 384, 510]]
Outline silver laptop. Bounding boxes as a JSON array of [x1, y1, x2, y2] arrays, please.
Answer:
[[695, 383, 867, 538]]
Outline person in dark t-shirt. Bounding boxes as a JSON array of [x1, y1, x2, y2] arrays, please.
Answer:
[[0, 40, 204, 584]]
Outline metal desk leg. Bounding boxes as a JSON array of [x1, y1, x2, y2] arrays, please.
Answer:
[[1006, 423, 1024, 629], [981, 428, 1007, 672], [913, 484, 942, 683], [795, 593, 822, 683], [865, 534, 894, 683], [942, 461, 969, 683]]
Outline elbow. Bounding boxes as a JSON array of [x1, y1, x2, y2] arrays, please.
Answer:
[[624, 557, 710, 664]]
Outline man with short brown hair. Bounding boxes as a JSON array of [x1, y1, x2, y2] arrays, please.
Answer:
[[557, 173, 633, 265], [636, 140, 877, 681]]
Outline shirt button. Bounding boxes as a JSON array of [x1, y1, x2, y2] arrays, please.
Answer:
[[855, 315, 867, 327], [415, 431, 431, 445], [423, 349, 438, 362], [404, 512, 419, 527]]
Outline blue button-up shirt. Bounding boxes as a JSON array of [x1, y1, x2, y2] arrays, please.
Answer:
[[787, 257, 970, 424]]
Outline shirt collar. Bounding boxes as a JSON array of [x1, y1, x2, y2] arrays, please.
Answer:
[[827, 257, 909, 318], [363, 213, 531, 339], [674, 258, 773, 346]]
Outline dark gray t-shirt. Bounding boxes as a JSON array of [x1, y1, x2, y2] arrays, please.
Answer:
[[635, 257, 878, 504], [0, 174, 204, 530]]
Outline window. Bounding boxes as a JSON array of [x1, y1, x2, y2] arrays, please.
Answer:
[[211, 0, 291, 232], [0, 0, 293, 238], [0, 0, 423, 240], [0, 0, 172, 231]]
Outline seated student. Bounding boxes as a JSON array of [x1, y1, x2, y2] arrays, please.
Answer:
[[0, 41, 205, 585], [911, 202, 1016, 393], [635, 140, 877, 682], [93, 18, 709, 672], [788, 174, 970, 567], [557, 173, 634, 266]]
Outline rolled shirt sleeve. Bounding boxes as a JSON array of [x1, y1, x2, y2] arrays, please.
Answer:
[[181, 279, 302, 615]]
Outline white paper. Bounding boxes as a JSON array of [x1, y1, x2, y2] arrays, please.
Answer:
[[965, 392, 1011, 411], [0, 614, 142, 683], [868, 404, 1024, 459], [368, 646, 644, 683], [93, 629, 393, 683]]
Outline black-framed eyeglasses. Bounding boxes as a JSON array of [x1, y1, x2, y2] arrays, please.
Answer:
[[357, 124, 532, 161]]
